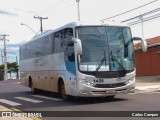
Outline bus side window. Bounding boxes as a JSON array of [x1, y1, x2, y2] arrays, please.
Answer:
[[64, 28, 75, 62], [51, 33, 55, 54], [54, 30, 64, 53], [41, 34, 55, 55], [64, 28, 73, 46]]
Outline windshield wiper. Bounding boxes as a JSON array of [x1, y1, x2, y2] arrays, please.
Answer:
[[110, 51, 127, 74], [96, 50, 107, 72]]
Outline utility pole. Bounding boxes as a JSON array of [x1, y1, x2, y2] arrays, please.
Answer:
[[34, 16, 48, 33], [139, 15, 144, 38], [16, 55, 19, 79], [1, 51, 3, 64], [0, 34, 9, 80], [76, 0, 80, 21]]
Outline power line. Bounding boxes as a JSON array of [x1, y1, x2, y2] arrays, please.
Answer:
[[101, 0, 159, 21], [121, 8, 160, 38], [128, 12, 160, 26], [41, 0, 73, 17], [34, 0, 69, 16], [121, 8, 160, 22]]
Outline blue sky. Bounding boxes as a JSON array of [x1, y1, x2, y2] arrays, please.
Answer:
[[0, 0, 160, 63]]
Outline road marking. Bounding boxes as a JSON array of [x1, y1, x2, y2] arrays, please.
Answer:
[[32, 95, 61, 101], [0, 82, 20, 85], [14, 97, 43, 103], [0, 99, 21, 106]]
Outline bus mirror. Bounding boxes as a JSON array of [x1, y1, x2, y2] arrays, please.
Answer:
[[72, 38, 82, 55], [133, 37, 147, 52]]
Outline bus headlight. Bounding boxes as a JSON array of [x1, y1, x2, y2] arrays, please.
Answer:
[[129, 76, 135, 83], [125, 77, 135, 84], [80, 79, 96, 87]]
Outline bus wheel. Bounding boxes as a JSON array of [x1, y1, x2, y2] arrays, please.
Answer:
[[31, 82, 38, 94], [106, 95, 115, 99], [60, 81, 70, 100]]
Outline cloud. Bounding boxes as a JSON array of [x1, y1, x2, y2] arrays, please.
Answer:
[[14, 8, 35, 14], [0, 9, 17, 16]]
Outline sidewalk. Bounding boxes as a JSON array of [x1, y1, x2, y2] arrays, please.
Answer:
[[136, 75, 160, 91]]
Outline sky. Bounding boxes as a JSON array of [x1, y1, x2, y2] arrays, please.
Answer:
[[0, 0, 160, 63]]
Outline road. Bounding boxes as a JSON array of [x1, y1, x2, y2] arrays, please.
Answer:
[[0, 79, 160, 120]]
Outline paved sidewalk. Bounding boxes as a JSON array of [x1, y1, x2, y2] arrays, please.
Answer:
[[136, 75, 160, 91]]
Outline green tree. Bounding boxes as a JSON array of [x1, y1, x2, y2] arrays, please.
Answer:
[[7, 62, 19, 79], [0, 64, 4, 80], [7, 62, 13, 79], [11, 62, 19, 79]]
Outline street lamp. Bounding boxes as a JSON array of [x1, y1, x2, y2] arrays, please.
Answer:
[[21, 23, 36, 34]]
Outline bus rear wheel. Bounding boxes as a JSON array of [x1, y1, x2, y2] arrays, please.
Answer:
[[31, 82, 39, 94]]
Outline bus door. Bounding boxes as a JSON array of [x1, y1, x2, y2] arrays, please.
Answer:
[[64, 28, 76, 75]]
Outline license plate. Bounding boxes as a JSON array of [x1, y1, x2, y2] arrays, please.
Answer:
[[106, 90, 115, 94]]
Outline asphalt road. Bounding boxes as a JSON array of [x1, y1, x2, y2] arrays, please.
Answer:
[[0, 79, 160, 120]]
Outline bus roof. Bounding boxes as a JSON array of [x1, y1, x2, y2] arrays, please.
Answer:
[[20, 21, 128, 46]]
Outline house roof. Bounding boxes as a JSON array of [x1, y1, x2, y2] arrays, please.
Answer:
[[134, 36, 160, 49]]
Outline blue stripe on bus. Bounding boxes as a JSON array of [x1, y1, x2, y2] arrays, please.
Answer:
[[66, 62, 76, 75]]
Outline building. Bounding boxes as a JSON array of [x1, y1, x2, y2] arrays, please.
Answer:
[[134, 36, 160, 76]]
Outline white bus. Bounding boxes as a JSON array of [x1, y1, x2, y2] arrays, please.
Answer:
[[20, 21, 147, 99]]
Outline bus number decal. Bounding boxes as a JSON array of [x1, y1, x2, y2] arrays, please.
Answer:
[[93, 79, 104, 83]]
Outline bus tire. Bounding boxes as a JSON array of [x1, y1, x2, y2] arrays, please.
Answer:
[[31, 81, 39, 94], [59, 81, 71, 100], [106, 95, 115, 99]]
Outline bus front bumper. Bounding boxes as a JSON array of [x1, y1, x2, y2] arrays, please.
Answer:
[[76, 80, 135, 97]]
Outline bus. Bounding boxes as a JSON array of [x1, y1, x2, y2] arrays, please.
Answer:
[[19, 21, 147, 99]]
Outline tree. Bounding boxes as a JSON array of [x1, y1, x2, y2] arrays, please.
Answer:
[[0, 62, 19, 80], [7, 62, 13, 79], [7, 62, 19, 79], [11, 62, 19, 79], [0, 64, 4, 80]]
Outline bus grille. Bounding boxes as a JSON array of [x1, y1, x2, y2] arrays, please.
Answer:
[[94, 82, 127, 88]]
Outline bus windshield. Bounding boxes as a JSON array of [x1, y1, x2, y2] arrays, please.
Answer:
[[76, 26, 135, 72]]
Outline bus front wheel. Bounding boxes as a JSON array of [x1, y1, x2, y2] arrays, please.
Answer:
[[60, 81, 71, 100], [106, 95, 115, 99]]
